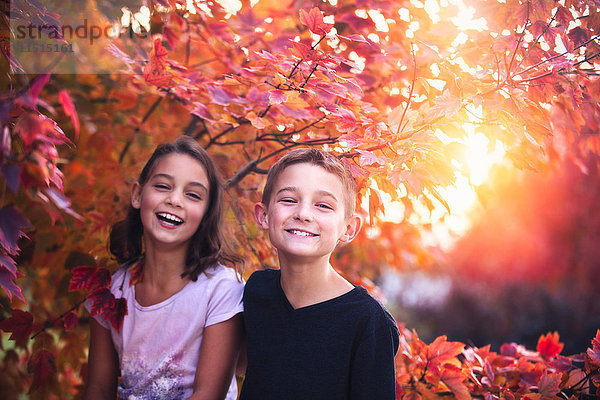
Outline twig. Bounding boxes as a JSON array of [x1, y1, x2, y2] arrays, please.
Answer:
[[30, 298, 86, 339]]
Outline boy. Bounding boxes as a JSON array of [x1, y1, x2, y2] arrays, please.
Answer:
[[240, 148, 400, 400]]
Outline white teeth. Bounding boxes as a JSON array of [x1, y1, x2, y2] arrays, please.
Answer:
[[289, 230, 316, 237], [157, 212, 183, 224]]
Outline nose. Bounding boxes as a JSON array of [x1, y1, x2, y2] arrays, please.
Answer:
[[294, 201, 313, 222], [166, 190, 183, 207]]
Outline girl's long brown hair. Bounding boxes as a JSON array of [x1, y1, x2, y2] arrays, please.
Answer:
[[109, 135, 242, 280]]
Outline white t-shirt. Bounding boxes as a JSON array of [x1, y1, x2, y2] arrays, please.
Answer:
[[86, 263, 244, 400]]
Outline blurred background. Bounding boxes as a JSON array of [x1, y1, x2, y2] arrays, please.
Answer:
[[376, 150, 600, 355]]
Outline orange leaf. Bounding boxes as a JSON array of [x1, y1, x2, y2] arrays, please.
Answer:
[[426, 335, 465, 368], [439, 364, 471, 400], [537, 332, 563, 359]]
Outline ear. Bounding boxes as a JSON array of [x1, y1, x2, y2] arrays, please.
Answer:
[[254, 202, 269, 230], [131, 182, 142, 209], [339, 214, 362, 244]]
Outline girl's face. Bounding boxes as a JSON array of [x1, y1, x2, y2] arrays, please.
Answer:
[[131, 153, 210, 253]]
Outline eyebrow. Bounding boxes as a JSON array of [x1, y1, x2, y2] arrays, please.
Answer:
[[151, 173, 208, 192], [276, 186, 339, 202]]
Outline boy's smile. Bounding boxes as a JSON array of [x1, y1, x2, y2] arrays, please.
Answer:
[[255, 163, 360, 265]]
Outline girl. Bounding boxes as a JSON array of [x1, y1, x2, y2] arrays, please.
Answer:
[[84, 136, 244, 400]]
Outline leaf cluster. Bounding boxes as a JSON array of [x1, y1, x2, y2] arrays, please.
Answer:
[[1, 0, 600, 397]]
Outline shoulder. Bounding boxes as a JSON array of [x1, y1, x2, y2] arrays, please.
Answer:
[[104, 264, 134, 296], [204, 263, 243, 281], [243, 269, 280, 302], [197, 263, 244, 292], [348, 287, 399, 337], [245, 268, 279, 292], [246, 268, 279, 284]]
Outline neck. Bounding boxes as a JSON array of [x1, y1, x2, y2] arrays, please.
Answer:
[[142, 245, 188, 286], [278, 256, 353, 309]]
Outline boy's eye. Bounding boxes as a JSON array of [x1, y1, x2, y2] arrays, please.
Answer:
[[280, 198, 296, 203], [316, 203, 333, 210]]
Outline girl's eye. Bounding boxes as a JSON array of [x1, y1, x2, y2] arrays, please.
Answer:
[[187, 192, 202, 201], [153, 183, 169, 190]]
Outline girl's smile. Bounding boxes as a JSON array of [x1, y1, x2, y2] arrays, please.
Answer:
[[132, 153, 210, 251]]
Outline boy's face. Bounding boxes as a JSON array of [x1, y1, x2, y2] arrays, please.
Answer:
[[255, 162, 361, 265]]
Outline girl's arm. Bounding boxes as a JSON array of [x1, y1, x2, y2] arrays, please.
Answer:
[[83, 318, 119, 400], [188, 313, 244, 400]]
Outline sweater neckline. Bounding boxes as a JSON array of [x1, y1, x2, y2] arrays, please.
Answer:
[[273, 269, 361, 312]]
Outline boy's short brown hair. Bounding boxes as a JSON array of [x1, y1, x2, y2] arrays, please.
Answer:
[[261, 148, 357, 218]]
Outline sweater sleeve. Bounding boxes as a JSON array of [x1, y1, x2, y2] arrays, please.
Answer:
[[349, 316, 400, 400]]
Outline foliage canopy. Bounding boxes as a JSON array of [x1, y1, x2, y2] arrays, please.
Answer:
[[1, 0, 600, 398]]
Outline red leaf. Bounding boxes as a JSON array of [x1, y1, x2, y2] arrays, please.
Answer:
[[57, 90, 79, 137], [69, 266, 111, 292], [548, 355, 572, 372], [150, 37, 168, 65], [333, 108, 357, 133], [290, 41, 318, 61], [0, 206, 31, 255], [191, 102, 213, 122], [104, 297, 127, 331], [43, 187, 83, 220], [143, 62, 173, 87], [0, 309, 33, 348], [568, 27, 588, 48], [92, 268, 112, 289], [162, 25, 178, 48], [68, 266, 96, 291], [28, 349, 56, 391], [87, 287, 115, 317], [537, 331, 563, 359], [63, 312, 78, 331], [28, 73, 51, 108], [587, 329, 600, 366], [299, 7, 331, 36], [555, 6, 572, 28], [207, 85, 236, 106], [143, 39, 172, 87], [268, 89, 287, 105], [538, 372, 561, 397]]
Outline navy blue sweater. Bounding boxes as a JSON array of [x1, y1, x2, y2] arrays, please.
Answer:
[[240, 269, 400, 400]]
